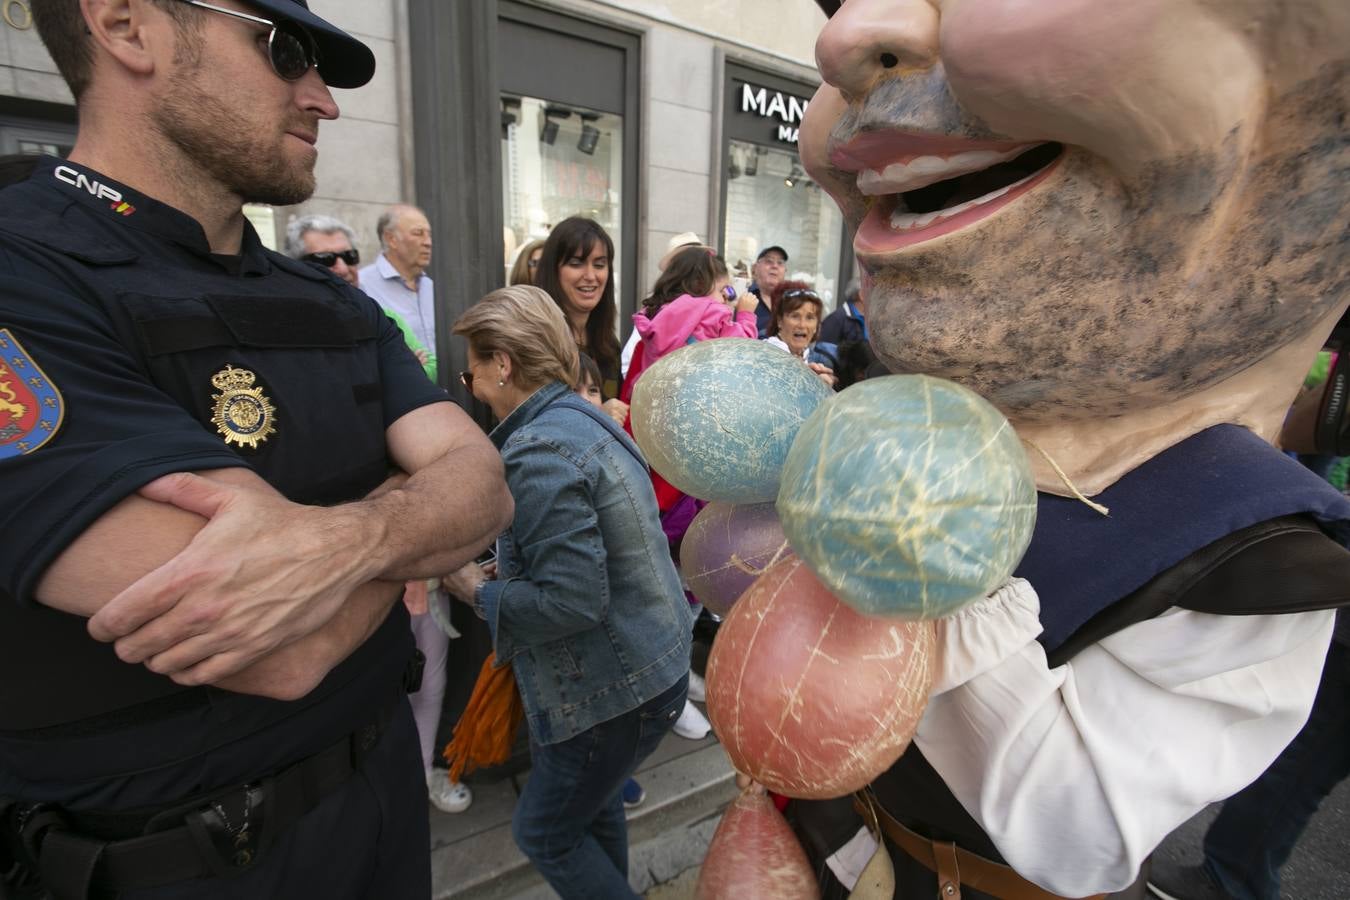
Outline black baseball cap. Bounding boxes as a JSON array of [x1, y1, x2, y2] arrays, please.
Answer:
[[251, 0, 375, 88], [757, 246, 789, 262]]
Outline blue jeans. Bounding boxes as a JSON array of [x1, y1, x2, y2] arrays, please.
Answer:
[[512, 674, 687, 899], [1204, 639, 1350, 900]]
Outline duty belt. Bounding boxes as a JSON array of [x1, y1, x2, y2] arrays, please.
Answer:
[[1, 651, 424, 900]]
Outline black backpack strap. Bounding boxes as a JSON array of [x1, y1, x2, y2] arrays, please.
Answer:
[[1046, 515, 1350, 668]]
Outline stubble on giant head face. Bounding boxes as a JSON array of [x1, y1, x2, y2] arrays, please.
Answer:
[[150, 20, 319, 207], [801, 0, 1350, 424]]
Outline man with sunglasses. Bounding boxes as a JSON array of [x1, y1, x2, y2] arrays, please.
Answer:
[[285, 212, 362, 289], [0, 2, 512, 897]]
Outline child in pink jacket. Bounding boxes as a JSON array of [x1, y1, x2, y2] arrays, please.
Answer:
[[622, 246, 759, 392]]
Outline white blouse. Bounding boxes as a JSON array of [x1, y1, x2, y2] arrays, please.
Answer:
[[905, 579, 1334, 895], [764, 335, 808, 361]]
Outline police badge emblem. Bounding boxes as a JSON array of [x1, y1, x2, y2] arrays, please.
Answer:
[[0, 329, 64, 460], [210, 365, 276, 449]]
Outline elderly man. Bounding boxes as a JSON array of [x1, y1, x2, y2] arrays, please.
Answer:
[[0, 1, 512, 896], [786, 1, 1350, 898], [285, 213, 362, 288], [359, 204, 436, 359], [748, 244, 788, 337]]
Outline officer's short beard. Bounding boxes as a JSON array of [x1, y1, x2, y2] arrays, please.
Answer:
[[150, 45, 317, 207]]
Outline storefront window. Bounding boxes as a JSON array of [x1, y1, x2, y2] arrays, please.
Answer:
[[500, 95, 624, 292], [722, 139, 844, 309], [0, 117, 75, 157]]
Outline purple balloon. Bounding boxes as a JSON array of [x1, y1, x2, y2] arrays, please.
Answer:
[[682, 501, 789, 616]]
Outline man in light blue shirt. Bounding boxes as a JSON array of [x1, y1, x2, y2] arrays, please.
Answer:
[[359, 204, 436, 355]]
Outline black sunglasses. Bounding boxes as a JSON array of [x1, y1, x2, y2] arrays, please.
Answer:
[[459, 371, 475, 391], [177, 0, 321, 82], [302, 249, 360, 268]]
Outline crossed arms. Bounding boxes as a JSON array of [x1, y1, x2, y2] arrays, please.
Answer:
[[34, 400, 512, 700]]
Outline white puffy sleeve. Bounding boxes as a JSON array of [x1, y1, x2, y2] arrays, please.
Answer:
[[912, 579, 1335, 896]]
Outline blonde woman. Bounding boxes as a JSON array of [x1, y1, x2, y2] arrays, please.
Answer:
[[444, 286, 694, 899]]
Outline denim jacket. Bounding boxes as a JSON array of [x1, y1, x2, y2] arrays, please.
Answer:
[[476, 381, 696, 744]]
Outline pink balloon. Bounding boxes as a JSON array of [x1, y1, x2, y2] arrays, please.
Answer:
[[683, 501, 789, 617], [695, 786, 818, 900], [706, 557, 936, 800]]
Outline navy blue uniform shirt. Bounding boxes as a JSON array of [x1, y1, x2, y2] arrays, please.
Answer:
[[0, 158, 445, 802]]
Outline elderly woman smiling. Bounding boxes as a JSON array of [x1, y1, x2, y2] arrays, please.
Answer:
[[444, 285, 694, 899]]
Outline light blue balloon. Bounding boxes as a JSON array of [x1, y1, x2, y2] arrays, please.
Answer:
[[777, 375, 1037, 619], [631, 339, 833, 504]]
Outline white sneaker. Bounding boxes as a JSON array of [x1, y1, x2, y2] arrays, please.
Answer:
[[687, 670, 706, 703], [672, 698, 711, 740], [427, 770, 473, 813]]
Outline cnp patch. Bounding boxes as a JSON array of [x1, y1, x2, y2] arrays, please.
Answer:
[[210, 364, 276, 450], [0, 329, 64, 459]]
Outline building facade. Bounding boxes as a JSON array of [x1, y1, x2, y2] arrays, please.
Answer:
[[0, 0, 845, 395]]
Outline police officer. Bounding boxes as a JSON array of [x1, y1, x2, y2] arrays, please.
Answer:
[[0, 1, 512, 897]]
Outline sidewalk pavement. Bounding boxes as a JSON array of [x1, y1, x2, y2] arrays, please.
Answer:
[[428, 701, 735, 900]]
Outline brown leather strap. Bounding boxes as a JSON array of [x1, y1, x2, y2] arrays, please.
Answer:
[[933, 839, 962, 899], [854, 794, 1105, 900]]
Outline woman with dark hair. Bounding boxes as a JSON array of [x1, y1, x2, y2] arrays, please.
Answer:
[[767, 280, 836, 388], [536, 217, 625, 423]]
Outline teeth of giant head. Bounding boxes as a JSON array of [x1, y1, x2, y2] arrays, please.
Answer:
[[888, 169, 1043, 231], [856, 145, 1034, 197]]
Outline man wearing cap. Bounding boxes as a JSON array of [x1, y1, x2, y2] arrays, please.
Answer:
[[0, 2, 512, 897], [748, 245, 788, 337]]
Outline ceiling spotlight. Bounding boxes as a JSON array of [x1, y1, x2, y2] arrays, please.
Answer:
[[578, 125, 600, 155], [541, 106, 573, 146], [785, 164, 805, 188], [745, 148, 762, 177], [577, 114, 601, 155]]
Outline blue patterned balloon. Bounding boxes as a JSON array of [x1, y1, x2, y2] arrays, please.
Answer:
[[631, 339, 833, 504], [776, 375, 1036, 619]]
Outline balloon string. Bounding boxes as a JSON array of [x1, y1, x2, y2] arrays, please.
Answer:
[[728, 539, 793, 576], [1022, 439, 1110, 517]]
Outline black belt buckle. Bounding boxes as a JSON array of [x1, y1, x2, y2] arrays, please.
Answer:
[[183, 784, 266, 878], [0, 802, 65, 897], [13, 803, 67, 868]]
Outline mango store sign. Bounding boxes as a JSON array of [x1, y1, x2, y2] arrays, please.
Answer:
[[739, 83, 808, 145]]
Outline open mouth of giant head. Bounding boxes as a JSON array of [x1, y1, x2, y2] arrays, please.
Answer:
[[832, 134, 1064, 254]]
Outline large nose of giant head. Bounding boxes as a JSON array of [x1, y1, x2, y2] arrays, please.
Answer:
[[815, 0, 940, 101]]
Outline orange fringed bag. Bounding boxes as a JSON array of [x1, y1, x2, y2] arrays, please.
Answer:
[[442, 653, 525, 783]]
